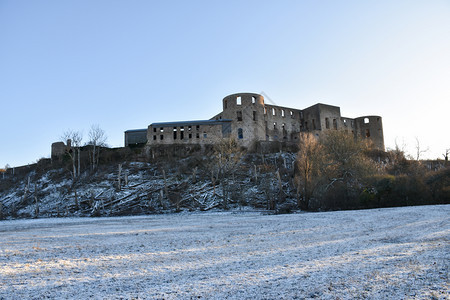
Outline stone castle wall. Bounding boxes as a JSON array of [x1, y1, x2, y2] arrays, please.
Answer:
[[124, 92, 385, 152]]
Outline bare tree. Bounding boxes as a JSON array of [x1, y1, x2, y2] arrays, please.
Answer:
[[295, 133, 326, 210], [442, 148, 450, 164], [212, 138, 244, 208], [61, 130, 83, 179], [72, 131, 83, 178], [87, 124, 107, 171], [414, 137, 429, 161]]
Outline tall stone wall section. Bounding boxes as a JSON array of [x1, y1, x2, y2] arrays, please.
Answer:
[[355, 116, 384, 150]]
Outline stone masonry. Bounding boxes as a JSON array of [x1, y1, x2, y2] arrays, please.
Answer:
[[124, 92, 384, 151]]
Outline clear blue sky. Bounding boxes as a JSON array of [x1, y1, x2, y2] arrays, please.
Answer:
[[1, 0, 449, 167]]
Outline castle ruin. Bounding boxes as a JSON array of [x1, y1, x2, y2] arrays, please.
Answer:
[[125, 92, 384, 151]]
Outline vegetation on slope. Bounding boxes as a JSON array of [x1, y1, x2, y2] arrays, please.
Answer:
[[0, 132, 448, 219]]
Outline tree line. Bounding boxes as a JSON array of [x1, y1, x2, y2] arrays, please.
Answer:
[[295, 131, 449, 211]]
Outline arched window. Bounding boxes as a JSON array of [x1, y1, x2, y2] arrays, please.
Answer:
[[238, 128, 243, 139]]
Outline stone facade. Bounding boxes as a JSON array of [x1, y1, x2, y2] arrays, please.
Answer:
[[51, 141, 69, 160], [125, 92, 385, 151], [147, 120, 232, 146]]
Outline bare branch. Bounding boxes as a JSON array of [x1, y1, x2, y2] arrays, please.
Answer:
[[414, 137, 429, 161]]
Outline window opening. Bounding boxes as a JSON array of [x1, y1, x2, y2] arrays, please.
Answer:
[[333, 119, 337, 130], [238, 128, 243, 139], [290, 110, 294, 118], [252, 96, 256, 104], [364, 118, 369, 124], [236, 96, 241, 105], [160, 135, 164, 140], [160, 127, 164, 133], [273, 122, 277, 130], [188, 126, 192, 131], [272, 108, 276, 116], [325, 118, 329, 129], [196, 125, 200, 130], [365, 129, 370, 137], [189, 133, 192, 139], [253, 111, 257, 121], [153, 135, 156, 141], [196, 133, 200, 139], [153, 128, 156, 133], [237, 111, 243, 121], [281, 109, 285, 117], [264, 107, 267, 115], [203, 132, 207, 138]]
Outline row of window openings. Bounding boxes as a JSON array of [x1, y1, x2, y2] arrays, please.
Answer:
[[271, 122, 287, 131], [264, 107, 300, 118], [153, 125, 201, 133], [224, 96, 258, 109], [227, 101, 380, 126], [233, 108, 378, 127], [239, 109, 304, 122], [153, 131, 207, 141], [153, 128, 374, 141], [226, 97, 301, 120]]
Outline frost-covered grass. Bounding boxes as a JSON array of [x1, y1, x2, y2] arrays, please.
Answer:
[[0, 205, 448, 299]]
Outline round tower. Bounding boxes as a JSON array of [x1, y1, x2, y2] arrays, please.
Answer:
[[355, 115, 384, 150], [222, 93, 265, 147]]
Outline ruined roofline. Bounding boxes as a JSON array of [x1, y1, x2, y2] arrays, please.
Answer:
[[355, 115, 382, 119], [303, 103, 341, 110], [150, 119, 232, 128], [263, 102, 341, 113], [224, 92, 262, 98], [124, 128, 147, 133], [263, 103, 302, 111]]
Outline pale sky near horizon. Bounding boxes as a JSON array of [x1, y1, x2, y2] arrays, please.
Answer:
[[1, 0, 449, 168]]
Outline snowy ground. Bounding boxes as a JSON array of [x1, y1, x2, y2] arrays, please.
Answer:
[[0, 205, 448, 299]]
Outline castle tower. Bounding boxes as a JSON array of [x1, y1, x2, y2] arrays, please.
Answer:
[[221, 93, 266, 147], [355, 116, 384, 150]]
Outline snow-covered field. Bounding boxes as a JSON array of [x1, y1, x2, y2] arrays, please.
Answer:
[[1, 205, 448, 299]]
